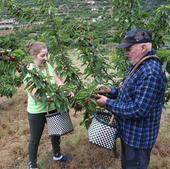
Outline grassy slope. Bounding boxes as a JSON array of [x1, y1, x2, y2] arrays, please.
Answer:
[[0, 87, 170, 169]]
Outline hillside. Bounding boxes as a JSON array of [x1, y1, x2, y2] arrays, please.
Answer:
[[0, 87, 170, 169]]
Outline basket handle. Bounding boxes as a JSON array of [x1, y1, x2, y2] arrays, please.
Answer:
[[45, 64, 52, 115], [126, 55, 160, 81], [46, 102, 50, 115], [109, 115, 114, 125]]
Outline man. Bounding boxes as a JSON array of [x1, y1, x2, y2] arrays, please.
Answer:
[[96, 29, 167, 169]]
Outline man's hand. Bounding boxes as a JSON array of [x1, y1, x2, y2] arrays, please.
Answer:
[[95, 84, 111, 94], [96, 95, 108, 107]]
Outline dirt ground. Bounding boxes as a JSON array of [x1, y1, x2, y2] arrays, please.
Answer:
[[0, 87, 170, 169]]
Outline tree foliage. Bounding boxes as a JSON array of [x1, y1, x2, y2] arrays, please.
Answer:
[[112, 0, 170, 102], [0, 0, 170, 127]]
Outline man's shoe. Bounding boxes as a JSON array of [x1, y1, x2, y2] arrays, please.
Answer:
[[53, 154, 72, 162]]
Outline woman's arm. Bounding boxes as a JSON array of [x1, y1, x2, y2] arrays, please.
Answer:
[[53, 71, 63, 86]]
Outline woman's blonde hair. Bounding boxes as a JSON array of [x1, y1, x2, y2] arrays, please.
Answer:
[[26, 41, 47, 57]]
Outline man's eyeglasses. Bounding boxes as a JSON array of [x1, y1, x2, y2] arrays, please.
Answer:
[[125, 46, 132, 52]]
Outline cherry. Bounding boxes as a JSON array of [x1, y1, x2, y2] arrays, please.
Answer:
[[84, 99, 92, 105], [3, 50, 8, 55], [4, 57, 10, 62], [16, 66, 21, 73], [10, 55, 16, 61], [74, 102, 83, 111]]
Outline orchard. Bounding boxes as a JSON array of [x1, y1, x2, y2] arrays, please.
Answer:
[[0, 0, 170, 128]]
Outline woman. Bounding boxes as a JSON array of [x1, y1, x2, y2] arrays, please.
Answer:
[[25, 42, 72, 169]]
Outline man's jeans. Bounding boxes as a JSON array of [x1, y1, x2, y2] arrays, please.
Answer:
[[121, 140, 152, 169]]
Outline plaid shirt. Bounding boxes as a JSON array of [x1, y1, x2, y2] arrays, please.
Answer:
[[106, 52, 167, 149]]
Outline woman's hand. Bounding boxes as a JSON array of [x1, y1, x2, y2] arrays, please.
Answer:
[[67, 92, 74, 99], [46, 96, 53, 103], [54, 72, 63, 87]]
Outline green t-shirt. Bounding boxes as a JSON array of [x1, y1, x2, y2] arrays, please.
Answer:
[[25, 62, 56, 114]]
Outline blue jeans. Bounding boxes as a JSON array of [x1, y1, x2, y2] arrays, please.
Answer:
[[121, 140, 152, 169]]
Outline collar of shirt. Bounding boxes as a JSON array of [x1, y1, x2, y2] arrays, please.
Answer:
[[144, 50, 156, 56]]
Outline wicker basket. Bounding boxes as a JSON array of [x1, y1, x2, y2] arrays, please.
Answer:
[[45, 111, 73, 136], [88, 112, 118, 150]]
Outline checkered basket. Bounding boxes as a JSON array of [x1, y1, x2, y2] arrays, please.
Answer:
[[45, 111, 73, 136], [88, 112, 118, 150]]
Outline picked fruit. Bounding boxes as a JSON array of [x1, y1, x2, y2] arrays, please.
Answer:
[[90, 94, 101, 99], [95, 84, 111, 94]]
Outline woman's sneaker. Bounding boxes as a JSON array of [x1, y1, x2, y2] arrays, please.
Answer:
[[28, 162, 39, 169], [53, 154, 72, 162]]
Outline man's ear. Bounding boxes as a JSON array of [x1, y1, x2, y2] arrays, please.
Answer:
[[141, 44, 147, 54]]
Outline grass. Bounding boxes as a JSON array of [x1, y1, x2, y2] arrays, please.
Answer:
[[0, 87, 170, 169]]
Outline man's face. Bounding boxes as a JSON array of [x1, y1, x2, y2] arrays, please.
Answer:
[[124, 44, 145, 65]]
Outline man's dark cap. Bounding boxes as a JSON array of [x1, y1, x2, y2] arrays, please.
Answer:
[[116, 29, 152, 49]]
